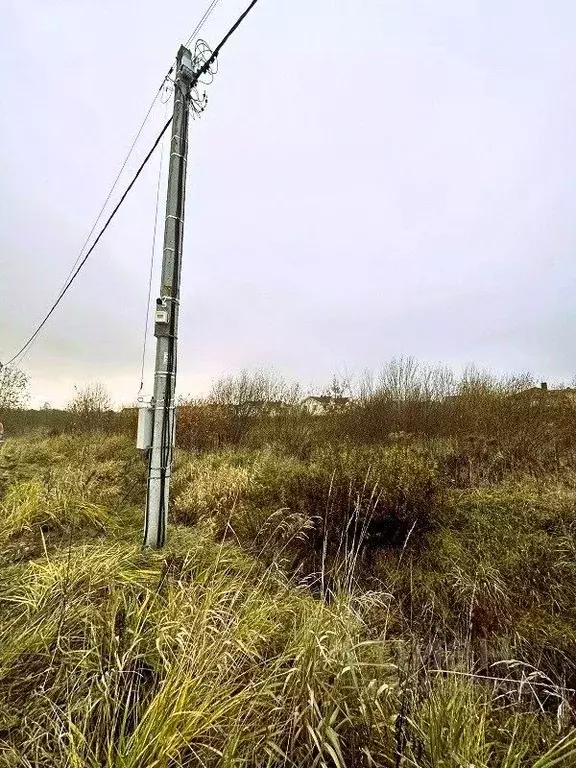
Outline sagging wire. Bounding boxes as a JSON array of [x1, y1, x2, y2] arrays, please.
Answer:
[[189, 39, 219, 118]]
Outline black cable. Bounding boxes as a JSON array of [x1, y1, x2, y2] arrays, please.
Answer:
[[60, 86, 166, 291], [196, 0, 260, 79], [5, 116, 174, 366], [153, 0, 223, 108], [6, 0, 263, 368], [4, 0, 219, 368], [14, 81, 171, 371]]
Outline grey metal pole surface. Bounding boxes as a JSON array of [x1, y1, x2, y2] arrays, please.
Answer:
[[144, 46, 193, 549]]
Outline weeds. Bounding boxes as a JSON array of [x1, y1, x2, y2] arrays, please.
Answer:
[[1, 426, 576, 765]]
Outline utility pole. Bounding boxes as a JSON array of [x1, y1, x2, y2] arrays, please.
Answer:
[[143, 45, 194, 549]]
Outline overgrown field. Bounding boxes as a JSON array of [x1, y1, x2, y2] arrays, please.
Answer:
[[1, 415, 576, 765]]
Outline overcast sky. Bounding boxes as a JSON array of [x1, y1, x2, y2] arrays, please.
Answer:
[[1, 0, 575, 407]]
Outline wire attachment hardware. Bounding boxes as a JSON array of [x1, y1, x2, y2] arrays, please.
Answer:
[[189, 39, 218, 118]]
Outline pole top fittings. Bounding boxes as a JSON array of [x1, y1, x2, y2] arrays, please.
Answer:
[[177, 45, 195, 84]]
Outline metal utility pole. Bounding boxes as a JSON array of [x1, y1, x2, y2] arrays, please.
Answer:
[[143, 46, 194, 549]]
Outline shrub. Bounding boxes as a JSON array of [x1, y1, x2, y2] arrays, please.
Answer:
[[175, 402, 231, 451], [284, 444, 442, 562], [172, 445, 443, 584]]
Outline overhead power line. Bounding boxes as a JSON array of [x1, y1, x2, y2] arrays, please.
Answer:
[[59, 87, 166, 292], [185, 0, 223, 48], [5, 117, 173, 366], [4, 0, 262, 367], [6, 0, 231, 368], [208, 0, 259, 61], [192, 0, 260, 80], [24, 0, 225, 323], [58, 0, 227, 296]]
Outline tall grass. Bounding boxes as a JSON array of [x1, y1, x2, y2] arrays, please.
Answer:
[[2, 412, 576, 765], [2, 528, 575, 766]]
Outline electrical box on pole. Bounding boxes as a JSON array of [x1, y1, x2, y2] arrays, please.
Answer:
[[143, 45, 194, 549], [136, 398, 154, 451]]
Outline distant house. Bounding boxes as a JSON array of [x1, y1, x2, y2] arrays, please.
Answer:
[[301, 396, 351, 416], [510, 382, 576, 408]]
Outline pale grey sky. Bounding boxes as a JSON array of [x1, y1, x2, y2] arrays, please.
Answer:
[[1, 0, 575, 407]]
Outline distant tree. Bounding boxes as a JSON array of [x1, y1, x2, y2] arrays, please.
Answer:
[[67, 382, 112, 430], [323, 373, 352, 400], [210, 369, 300, 410], [0, 363, 29, 409], [67, 382, 111, 413], [209, 369, 301, 444]]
